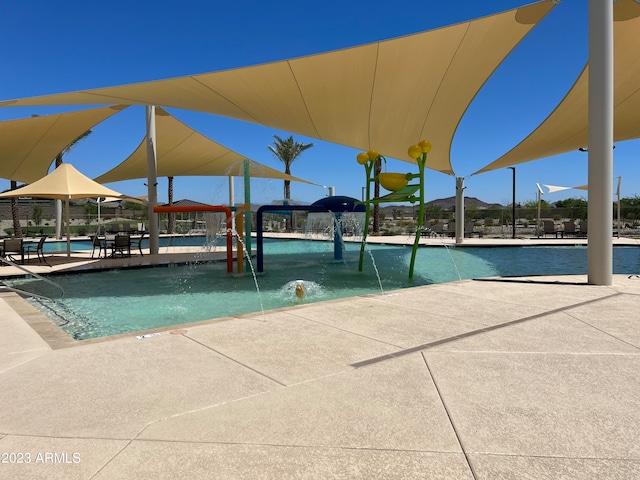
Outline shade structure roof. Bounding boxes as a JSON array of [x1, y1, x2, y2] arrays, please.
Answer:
[[0, 1, 556, 176], [94, 107, 316, 185], [474, 0, 640, 174], [0, 105, 127, 183], [0, 163, 123, 200]]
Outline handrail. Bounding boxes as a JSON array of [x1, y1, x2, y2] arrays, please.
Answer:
[[0, 256, 65, 298]]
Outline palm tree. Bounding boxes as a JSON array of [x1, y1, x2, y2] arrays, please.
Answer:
[[10, 180, 23, 237], [267, 135, 313, 201], [53, 129, 93, 238]]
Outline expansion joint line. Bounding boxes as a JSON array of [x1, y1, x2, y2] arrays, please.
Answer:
[[422, 354, 478, 480], [351, 292, 623, 368], [183, 334, 287, 386]]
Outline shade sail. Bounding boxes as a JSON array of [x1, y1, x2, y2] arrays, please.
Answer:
[[94, 107, 316, 184], [0, 105, 128, 183], [0, 2, 556, 176], [474, 0, 640, 174], [540, 183, 589, 194]]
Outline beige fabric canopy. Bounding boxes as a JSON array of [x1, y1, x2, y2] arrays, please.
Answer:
[[0, 2, 556, 176], [0, 163, 123, 200], [0, 105, 127, 183], [0, 163, 125, 256], [474, 0, 640, 174], [94, 107, 316, 184]]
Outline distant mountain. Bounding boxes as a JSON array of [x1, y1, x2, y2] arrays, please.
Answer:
[[425, 196, 503, 209]]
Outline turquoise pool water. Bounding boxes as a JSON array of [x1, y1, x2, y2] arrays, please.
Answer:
[[7, 239, 640, 340]]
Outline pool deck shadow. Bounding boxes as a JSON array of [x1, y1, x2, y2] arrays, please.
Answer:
[[1, 236, 640, 478]]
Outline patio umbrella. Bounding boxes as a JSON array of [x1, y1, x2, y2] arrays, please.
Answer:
[[0, 163, 124, 256]]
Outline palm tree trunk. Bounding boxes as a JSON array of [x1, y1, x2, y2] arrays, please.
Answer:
[[167, 176, 174, 233], [284, 170, 292, 231], [10, 181, 23, 238], [55, 153, 63, 239]]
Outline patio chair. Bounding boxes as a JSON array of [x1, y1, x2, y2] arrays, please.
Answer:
[[444, 221, 456, 238], [2, 238, 24, 264], [91, 235, 106, 258], [24, 236, 49, 265], [130, 231, 146, 256], [563, 220, 578, 237], [426, 222, 445, 238], [541, 220, 559, 238], [579, 220, 588, 236], [112, 234, 131, 258]]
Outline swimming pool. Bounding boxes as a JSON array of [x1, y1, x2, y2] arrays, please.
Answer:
[[36, 235, 215, 253], [7, 239, 640, 340]]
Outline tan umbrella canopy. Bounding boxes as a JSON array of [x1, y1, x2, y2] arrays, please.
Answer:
[[0, 1, 556, 175], [0, 105, 127, 183], [474, 0, 640, 174], [94, 107, 315, 184], [0, 163, 124, 256]]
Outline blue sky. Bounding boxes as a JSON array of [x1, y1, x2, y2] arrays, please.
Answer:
[[1, 0, 637, 206]]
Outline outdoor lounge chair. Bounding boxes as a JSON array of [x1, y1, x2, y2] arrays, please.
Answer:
[[2, 238, 24, 264], [541, 220, 560, 238], [579, 220, 588, 236], [444, 221, 456, 238], [426, 222, 445, 238], [563, 220, 578, 237], [24, 236, 48, 265]]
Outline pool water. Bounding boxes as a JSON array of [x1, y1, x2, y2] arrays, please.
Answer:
[[37, 235, 217, 253], [7, 240, 640, 340]]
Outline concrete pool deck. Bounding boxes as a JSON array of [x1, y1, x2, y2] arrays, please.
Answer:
[[0, 236, 639, 478]]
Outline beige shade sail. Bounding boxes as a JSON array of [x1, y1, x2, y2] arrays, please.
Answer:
[[94, 107, 316, 184], [0, 105, 128, 183], [0, 2, 556, 176], [474, 0, 640, 175]]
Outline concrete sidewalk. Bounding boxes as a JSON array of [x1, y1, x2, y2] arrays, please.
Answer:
[[1, 272, 639, 479]]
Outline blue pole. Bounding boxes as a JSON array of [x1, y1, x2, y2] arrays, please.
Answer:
[[334, 212, 343, 260]]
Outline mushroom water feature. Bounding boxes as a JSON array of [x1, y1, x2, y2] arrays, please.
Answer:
[[256, 196, 365, 272], [358, 140, 431, 279]]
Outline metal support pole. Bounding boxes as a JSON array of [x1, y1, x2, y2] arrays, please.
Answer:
[[145, 105, 159, 255], [509, 167, 516, 239], [243, 160, 252, 271], [455, 177, 465, 244], [587, 0, 613, 285]]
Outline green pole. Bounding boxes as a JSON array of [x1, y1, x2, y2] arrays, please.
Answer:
[[358, 160, 374, 271], [409, 152, 426, 279], [243, 159, 251, 271]]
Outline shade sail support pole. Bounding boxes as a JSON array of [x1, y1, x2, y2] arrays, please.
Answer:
[[65, 198, 71, 257], [146, 105, 159, 255], [587, 0, 613, 285], [243, 160, 251, 271], [455, 177, 465, 244]]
